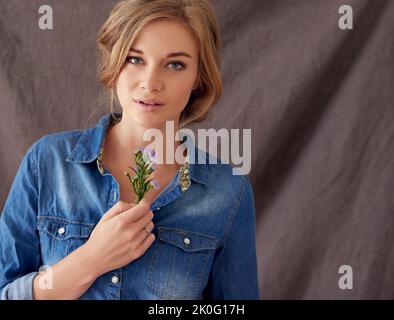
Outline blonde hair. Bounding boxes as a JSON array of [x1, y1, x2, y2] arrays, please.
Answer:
[[96, 0, 223, 128]]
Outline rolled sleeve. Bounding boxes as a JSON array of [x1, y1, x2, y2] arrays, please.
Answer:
[[203, 175, 260, 300], [1, 272, 39, 300], [0, 145, 41, 300]]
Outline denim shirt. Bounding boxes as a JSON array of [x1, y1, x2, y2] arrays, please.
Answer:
[[0, 113, 259, 300]]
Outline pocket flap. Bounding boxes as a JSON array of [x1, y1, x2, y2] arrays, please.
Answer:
[[37, 216, 94, 240], [157, 226, 218, 252]]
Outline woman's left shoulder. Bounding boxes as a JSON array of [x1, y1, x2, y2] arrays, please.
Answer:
[[207, 161, 250, 183], [190, 147, 253, 201], [204, 161, 253, 200]]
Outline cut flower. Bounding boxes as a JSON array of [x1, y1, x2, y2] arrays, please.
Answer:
[[124, 146, 160, 203]]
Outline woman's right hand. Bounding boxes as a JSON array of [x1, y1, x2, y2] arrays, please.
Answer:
[[82, 199, 156, 277]]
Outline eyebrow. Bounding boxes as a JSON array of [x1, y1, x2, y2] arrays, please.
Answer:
[[129, 47, 192, 59]]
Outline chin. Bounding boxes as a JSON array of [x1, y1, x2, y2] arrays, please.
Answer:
[[124, 108, 178, 127], [135, 116, 166, 128]]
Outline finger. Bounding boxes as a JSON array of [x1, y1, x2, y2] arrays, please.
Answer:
[[131, 220, 154, 244], [121, 199, 152, 223], [140, 220, 154, 237], [102, 201, 136, 221], [133, 226, 150, 245], [127, 212, 153, 239], [134, 228, 156, 251], [144, 221, 155, 233], [140, 232, 156, 252]]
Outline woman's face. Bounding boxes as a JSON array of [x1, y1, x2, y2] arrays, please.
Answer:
[[116, 19, 199, 128]]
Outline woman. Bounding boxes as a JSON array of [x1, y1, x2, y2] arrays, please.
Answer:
[[0, 0, 259, 300]]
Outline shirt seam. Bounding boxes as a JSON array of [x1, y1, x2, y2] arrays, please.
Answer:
[[29, 145, 40, 300], [222, 176, 247, 246]]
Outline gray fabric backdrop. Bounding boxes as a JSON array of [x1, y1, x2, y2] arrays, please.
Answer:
[[1, 0, 393, 299]]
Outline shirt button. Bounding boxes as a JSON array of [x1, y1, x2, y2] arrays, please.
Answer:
[[156, 207, 160, 211], [111, 275, 119, 284], [183, 237, 191, 246], [58, 227, 65, 235]]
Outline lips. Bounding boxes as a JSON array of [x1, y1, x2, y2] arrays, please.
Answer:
[[134, 98, 164, 106]]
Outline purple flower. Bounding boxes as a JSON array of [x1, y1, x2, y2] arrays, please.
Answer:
[[142, 146, 158, 164], [150, 149, 158, 163], [126, 146, 160, 203], [147, 162, 157, 170], [150, 180, 160, 189]]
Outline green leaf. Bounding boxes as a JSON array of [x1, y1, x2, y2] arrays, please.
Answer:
[[128, 166, 138, 175]]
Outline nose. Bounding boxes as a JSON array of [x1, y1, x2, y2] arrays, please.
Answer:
[[139, 68, 164, 92]]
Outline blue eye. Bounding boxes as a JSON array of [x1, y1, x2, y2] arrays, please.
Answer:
[[127, 56, 143, 64], [168, 62, 185, 70], [126, 56, 185, 71]]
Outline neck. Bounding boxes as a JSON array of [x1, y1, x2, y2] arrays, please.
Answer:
[[105, 115, 183, 169]]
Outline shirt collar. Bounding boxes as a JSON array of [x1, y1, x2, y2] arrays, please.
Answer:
[[65, 113, 209, 186]]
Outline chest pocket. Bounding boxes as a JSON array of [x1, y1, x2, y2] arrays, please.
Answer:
[[146, 226, 218, 300], [37, 216, 94, 265]]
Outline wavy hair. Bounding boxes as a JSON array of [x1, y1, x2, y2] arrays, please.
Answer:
[[96, 0, 222, 127]]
